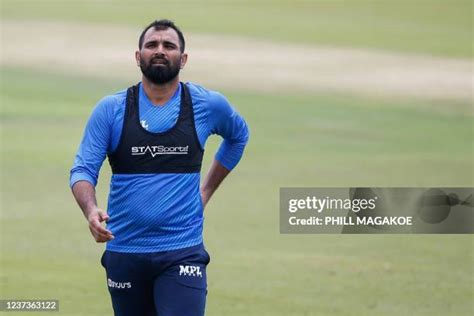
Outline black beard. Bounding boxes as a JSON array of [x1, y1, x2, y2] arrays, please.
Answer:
[[140, 58, 181, 84]]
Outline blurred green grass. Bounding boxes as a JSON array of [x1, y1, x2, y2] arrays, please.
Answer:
[[1, 67, 473, 315], [2, 0, 472, 58]]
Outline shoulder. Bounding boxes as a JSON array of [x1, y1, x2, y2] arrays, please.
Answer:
[[90, 89, 127, 119], [185, 82, 232, 113], [95, 89, 127, 111]]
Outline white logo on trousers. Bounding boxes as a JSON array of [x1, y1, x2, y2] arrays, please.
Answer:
[[108, 278, 132, 289], [179, 265, 202, 277]]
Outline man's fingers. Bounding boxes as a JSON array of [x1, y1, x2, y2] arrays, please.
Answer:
[[97, 210, 110, 222], [90, 220, 114, 238], [86, 209, 114, 242], [89, 226, 114, 242], [91, 220, 113, 235], [95, 233, 113, 242], [88, 226, 113, 243]]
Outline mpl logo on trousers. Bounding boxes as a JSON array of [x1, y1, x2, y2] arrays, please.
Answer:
[[131, 145, 189, 158], [107, 278, 132, 289], [179, 265, 202, 277]]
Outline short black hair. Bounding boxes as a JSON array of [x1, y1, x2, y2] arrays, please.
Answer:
[[138, 19, 185, 53]]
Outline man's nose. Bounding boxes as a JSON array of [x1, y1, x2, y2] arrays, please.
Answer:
[[154, 44, 166, 56]]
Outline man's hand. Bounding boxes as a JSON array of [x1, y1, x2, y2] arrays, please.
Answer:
[[71, 181, 114, 243], [87, 208, 114, 243], [201, 160, 230, 209]]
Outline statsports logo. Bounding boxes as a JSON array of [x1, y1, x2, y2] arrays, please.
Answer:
[[131, 145, 189, 157]]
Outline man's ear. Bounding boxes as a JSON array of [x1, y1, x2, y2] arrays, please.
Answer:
[[135, 50, 140, 67], [180, 53, 188, 69]]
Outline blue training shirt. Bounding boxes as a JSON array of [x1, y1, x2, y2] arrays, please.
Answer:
[[70, 82, 249, 252]]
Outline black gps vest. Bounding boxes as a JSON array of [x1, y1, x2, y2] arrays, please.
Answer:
[[107, 83, 204, 174]]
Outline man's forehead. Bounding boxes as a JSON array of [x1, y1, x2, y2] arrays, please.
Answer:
[[143, 27, 180, 44]]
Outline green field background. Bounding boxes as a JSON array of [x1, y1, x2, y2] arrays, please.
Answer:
[[1, 0, 473, 315]]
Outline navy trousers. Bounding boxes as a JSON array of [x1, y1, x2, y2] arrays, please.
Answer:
[[101, 243, 210, 316]]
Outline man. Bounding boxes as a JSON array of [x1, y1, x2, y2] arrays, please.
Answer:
[[70, 19, 249, 316]]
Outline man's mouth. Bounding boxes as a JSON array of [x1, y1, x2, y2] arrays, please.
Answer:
[[152, 58, 168, 65]]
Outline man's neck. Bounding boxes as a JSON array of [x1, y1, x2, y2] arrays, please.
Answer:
[[141, 77, 180, 106]]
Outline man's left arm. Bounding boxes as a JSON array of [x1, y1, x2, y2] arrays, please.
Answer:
[[201, 160, 230, 207], [200, 92, 249, 208]]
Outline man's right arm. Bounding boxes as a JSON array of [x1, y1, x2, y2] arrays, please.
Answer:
[[72, 181, 114, 242], [70, 96, 117, 242]]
